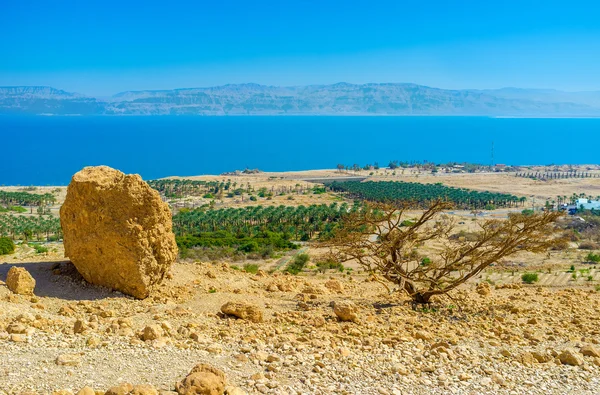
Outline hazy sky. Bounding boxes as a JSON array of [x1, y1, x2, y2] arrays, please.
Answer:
[[2, 0, 600, 96]]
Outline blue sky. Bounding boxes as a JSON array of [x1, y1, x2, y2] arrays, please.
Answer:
[[2, 0, 600, 96]]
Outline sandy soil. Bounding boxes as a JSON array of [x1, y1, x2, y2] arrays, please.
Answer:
[[1, 255, 600, 394]]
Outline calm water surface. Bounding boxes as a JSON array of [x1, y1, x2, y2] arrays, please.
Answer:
[[1, 116, 598, 185]]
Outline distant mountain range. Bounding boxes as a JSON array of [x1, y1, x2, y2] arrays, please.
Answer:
[[2, 83, 600, 116]]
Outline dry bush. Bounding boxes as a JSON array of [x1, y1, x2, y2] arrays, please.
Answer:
[[578, 241, 600, 250], [323, 201, 565, 304]]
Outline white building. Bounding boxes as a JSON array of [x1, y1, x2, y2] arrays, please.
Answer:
[[576, 198, 600, 210]]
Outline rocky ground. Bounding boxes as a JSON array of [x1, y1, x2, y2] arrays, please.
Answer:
[[1, 257, 600, 395]]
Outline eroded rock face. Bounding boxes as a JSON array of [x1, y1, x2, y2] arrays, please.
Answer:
[[60, 166, 178, 299]]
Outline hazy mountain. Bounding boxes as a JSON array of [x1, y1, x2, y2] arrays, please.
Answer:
[[2, 83, 600, 116], [473, 88, 600, 108], [0, 86, 103, 115]]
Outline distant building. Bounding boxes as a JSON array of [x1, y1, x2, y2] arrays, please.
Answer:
[[566, 198, 600, 214], [576, 198, 600, 210]]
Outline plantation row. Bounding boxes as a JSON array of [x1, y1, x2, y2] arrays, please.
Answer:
[[328, 181, 524, 209], [173, 203, 356, 241], [148, 179, 226, 198], [0, 214, 62, 241], [0, 190, 56, 207], [516, 172, 599, 180], [148, 178, 317, 200]]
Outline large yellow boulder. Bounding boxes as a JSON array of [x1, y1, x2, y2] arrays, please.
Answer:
[[60, 166, 177, 299]]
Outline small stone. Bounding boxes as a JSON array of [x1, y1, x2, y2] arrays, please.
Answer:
[[476, 282, 491, 296], [6, 322, 27, 334], [176, 363, 226, 395], [224, 387, 247, 395], [221, 301, 264, 323], [333, 300, 359, 322], [76, 386, 96, 395], [491, 373, 506, 386], [6, 267, 36, 295], [142, 325, 163, 341], [581, 345, 600, 358], [458, 373, 472, 381], [132, 385, 159, 395], [10, 334, 26, 342], [56, 353, 81, 366], [518, 352, 537, 365], [106, 383, 134, 395], [324, 279, 344, 293], [559, 348, 584, 366], [415, 330, 433, 341], [74, 319, 88, 334], [532, 351, 552, 363]]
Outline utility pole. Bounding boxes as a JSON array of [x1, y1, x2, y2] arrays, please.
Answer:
[[490, 141, 495, 171]]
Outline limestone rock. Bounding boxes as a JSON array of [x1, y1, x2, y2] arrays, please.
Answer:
[[176, 363, 226, 395], [60, 166, 178, 299], [224, 387, 247, 395], [414, 330, 433, 341], [476, 282, 491, 296], [6, 267, 36, 295], [581, 345, 600, 358], [131, 385, 159, 395], [333, 300, 359, 322], [106, 383, 134, 395], [142, 325, 164, 341], [56, 353, 81, 366], [76, 387, 96, 395], [221, 301, 264, 323], [324, 279, 344, 293], [6, 322, 27, 334], [532, 351, 552, 363], [559, 348, 584, 366]]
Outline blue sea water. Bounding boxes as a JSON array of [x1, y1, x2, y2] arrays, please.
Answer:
[[1, 116, 599, 186]]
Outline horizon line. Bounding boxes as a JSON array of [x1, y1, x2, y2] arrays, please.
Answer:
[[2, 82, 600, 98]]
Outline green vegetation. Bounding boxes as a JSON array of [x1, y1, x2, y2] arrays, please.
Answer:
[[148, 179, 310, 200], [585, 253, 600, 263], [286, 253, 310, 275], [173, 203, 355, 242], [521, 272, 539, 284], [176, 230, 297, 259], [148, 179, 227, 198], [0, 215, 62, 241], [0, 205, 28, 214], [0, 190, 56, 208], [328, 181, 522, 209], [316, 260, 345, 273], [30, 243, 49, 254], [0, 237, 15, 255], [243, 263, 259, 274]]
